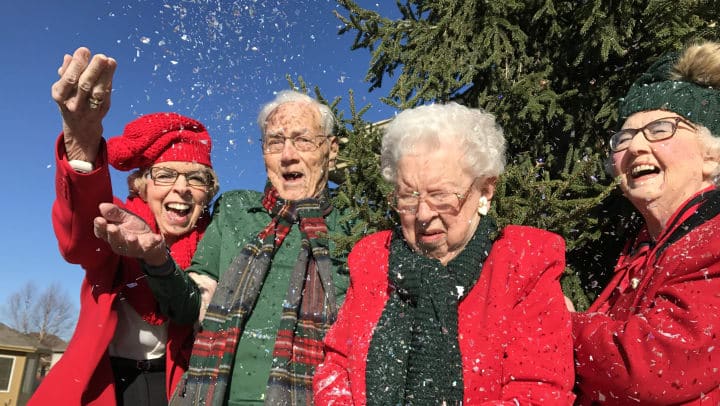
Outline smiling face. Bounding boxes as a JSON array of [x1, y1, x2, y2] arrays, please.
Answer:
[[396, 142, 494, 265], [140, 161, 213, 243], [262, 101, 338, 200], [612, 109, 714, 235]]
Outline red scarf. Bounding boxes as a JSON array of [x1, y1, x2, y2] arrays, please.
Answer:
[[120, 196, 210, 325]]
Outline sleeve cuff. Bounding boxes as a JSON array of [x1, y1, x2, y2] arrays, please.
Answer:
[[142, 255, 177, 277], [68, 159, 95, 173]]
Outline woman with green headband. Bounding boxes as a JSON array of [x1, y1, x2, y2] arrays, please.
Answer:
[[573, 41, 720, 404]]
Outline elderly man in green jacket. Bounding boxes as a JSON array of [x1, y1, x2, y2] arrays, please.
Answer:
[[94, 90, 350, 405]]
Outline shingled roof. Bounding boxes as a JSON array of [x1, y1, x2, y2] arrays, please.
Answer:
[[0, 323, 66, 352]]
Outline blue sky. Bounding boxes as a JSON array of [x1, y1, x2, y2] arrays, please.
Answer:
[[0, 0, 397, 329]]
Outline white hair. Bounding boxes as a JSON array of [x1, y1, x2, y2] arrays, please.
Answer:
[[700, 126, 720, 182], [381, 102, 506, 183], [257, 90, 336, 136]]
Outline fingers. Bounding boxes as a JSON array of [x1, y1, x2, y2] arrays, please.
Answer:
[[96, 202, 155, 236], [57, 54, 72, 77], [97, 202, 127, 222], [79, 53, 113, 98], [105, 223, 139, 251], [94, 213, 131, 245], [93, 216, 108, 240], [91, 57, 116, 111], [94, 208, 162, 259], [93, 212, 134, 245], [93, 203, 132, 238], [52, 47, 116, 115], [51, 47, 90, 104], [189, 273, 219, 322], [75, 53, 113, 115]]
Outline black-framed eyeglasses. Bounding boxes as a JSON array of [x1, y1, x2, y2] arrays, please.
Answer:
[[609, 116, 696, 152], [390, 179, 477, 215], [147, 167, 214, 189], [261, 132, 329, 154]]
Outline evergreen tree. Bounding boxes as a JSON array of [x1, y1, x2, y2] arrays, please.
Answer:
[[326, 0, 720, 308]]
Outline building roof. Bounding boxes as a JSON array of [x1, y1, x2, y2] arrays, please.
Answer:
[[0, 323, 67, 353]]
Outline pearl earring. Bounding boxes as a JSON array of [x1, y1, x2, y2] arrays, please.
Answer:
[[478, 196, 489, 216]]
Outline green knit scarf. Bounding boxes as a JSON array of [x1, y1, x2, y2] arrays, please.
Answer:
[[365, 215, 497, 405]]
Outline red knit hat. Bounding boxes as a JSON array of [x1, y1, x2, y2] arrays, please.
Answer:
[[107, 112, 213, 170]]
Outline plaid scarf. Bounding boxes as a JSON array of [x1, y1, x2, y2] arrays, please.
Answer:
[[365, 215, 497, 405], [172, 184, 337, 406]]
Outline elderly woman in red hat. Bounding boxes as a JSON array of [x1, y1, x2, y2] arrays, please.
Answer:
[[573, 41, 720, 404], [30, 47, 218, 406]]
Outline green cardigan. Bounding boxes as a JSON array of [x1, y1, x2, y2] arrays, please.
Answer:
[[147, 189, 350, 405]]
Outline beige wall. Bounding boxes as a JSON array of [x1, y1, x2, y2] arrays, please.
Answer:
[[0, 351, 27, 406]]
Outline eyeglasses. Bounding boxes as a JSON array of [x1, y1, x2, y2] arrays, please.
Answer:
[[147, 167, 214, 189], [390, 180, 477, 215], [261, 132, 329, 154], [609, 116, 696, 152]]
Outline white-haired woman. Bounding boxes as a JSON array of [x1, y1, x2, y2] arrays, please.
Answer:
[[314, 103, 575, 405], [573, 42, 720, 405]]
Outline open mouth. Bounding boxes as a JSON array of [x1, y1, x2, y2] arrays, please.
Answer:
[[283, 172, 304, 181], [166, 202, 192, 217], [630, 164, 660, 179]]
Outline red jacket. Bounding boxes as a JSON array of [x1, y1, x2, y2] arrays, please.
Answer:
[[314, 226, 576, 405], [573, 188, 720, 405], [29, 137, 194, 405]]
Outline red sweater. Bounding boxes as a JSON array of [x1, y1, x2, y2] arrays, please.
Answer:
[[29, 137, 194, 405], [573, 188, 720, 405], [314, 226, 576, 405]]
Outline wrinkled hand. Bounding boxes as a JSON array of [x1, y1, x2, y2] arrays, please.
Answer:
[[51, 47, 117, 162], [94, 203, 169, 265]]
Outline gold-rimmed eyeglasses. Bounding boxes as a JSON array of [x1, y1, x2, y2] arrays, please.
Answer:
[[390, 179, 477, 215], [609, 116, 696, 152]]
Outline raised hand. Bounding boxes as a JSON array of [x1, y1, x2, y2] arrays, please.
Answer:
[[93, 202, 169, 266], [51, 47, 117, 163]]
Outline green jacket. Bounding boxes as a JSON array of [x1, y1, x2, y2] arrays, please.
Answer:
[[148, 189, 350, 405]]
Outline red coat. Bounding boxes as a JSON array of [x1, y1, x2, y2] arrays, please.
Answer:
[[314, 226, 576, 405], [573, 188, 720, 405], [29, 137, 194, 405]]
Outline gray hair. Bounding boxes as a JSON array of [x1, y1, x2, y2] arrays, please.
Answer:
[[604, 123, 720, 183], [701, 126, 720, 182], [257, 90, 336, 136], [381, 102, 506, 183]]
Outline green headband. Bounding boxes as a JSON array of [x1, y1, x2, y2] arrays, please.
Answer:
[[618, 52, 720, 136]]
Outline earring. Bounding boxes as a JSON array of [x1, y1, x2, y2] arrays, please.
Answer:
[[478, 196, 489, 216]]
